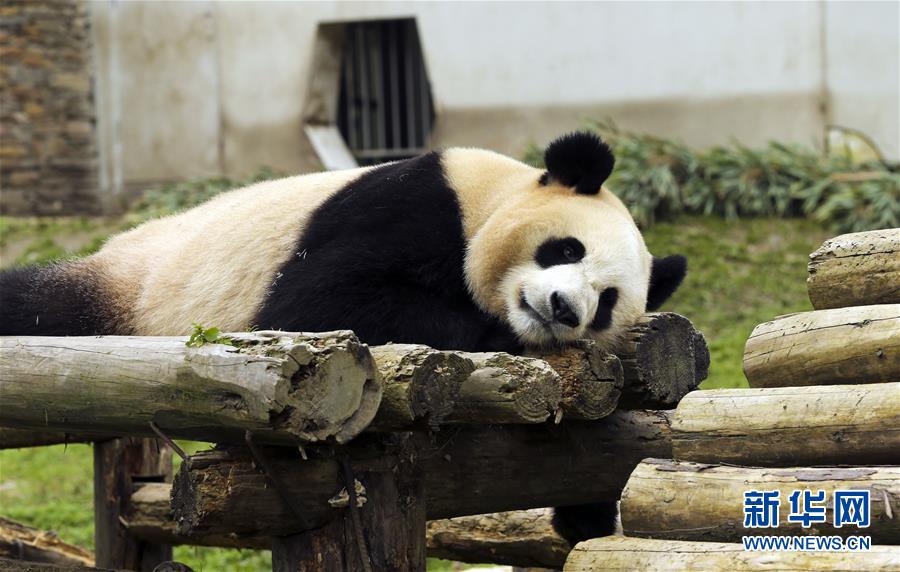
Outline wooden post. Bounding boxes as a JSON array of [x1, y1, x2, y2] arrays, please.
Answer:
[[94, 438, 172, 571], [271, 433, 426, 572]]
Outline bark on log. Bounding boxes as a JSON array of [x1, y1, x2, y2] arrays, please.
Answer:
[[526, 340, 623, 421], [0, 427, 109, 450], [615, 313, 709, 408], [130, 484, 571, 567], [0, 559, 120, 572], [272, 433, 426, 572], [0, 331, 382, 445], [171, 410, 672, 539], [743, 305, 900, 388], [369, 345, 472, 430], [808, 228, 900, 310], [673, 383, 900, 466], [563, 536, 900, 571], [0, 517, 94, 567], [621, 459, 900, 543], [426, 509, 570, 569], [450, 353, 563, 424], [124, 483, 270, 550], [94, 438, 172, 570]]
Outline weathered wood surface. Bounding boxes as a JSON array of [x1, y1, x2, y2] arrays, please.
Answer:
[[615, 313, 709, 408], [743, 305, 900, 388], [0, 559, 120, 572], [564, 536, 900, 571], [0, 427, 109, 450], [0, 517, 94, 567], [621, 459, 900, 543], [124, 483, 269, 550], [94, 438, 171, 570], [369, 344, 471, 429], [426, 509, 570, 569], [131, 484, 570, 566], [0, 331, 382, 445], [808, 228, 900, 310], [272, 433, 426, 572], [172, 410, 672, 539], [527, 340, 623, 421], [673, 383, 900, 466]]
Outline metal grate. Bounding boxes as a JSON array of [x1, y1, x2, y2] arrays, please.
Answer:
[[337, 19, 435, 165]]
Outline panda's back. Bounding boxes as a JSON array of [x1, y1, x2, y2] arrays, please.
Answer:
[[94, 166, 372, 335]]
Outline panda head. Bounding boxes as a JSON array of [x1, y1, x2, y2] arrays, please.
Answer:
[[462, 131, 687, 349]]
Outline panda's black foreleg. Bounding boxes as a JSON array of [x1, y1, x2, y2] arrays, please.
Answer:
[[552, 501, 620, 546]]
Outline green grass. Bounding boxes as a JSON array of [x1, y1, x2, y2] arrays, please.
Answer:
[[642, 215, 830, 388], [0, 214, 832, 568]]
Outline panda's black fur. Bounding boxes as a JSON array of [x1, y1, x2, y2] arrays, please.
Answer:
[[0, 132, 688, 546], [254, 151, 520, 353]]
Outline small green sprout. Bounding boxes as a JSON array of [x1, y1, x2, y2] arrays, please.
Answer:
[[186, 324, 234, 348]]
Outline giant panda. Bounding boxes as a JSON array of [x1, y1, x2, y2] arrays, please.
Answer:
[[0, 131, 686, 543]]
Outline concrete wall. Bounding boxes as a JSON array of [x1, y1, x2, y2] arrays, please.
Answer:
[[5, 1, 898, 212]]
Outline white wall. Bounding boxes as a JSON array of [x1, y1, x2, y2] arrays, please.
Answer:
[[90, 1, 900, 191], [825, 1, 899, 159]]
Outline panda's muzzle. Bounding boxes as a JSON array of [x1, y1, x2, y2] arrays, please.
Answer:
[[518, 291, 551, 328], [550, 291, 580, 328]]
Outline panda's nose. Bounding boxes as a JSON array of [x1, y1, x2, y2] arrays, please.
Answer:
[[550, 292, 580, 328]]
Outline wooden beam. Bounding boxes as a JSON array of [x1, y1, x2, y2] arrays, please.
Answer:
[[272, 433, 426, 572], [743, 305, 900, 388], [426, 509, 570, 569], [526, 340, 623, 421], [0, 331, 382, 445], [563, 536, 900, 571], [0, 427, 109, 450], [672, 383, 900, 466], [0, 517, 93, 567], [0, 559, 120, 572], [94, 438, 172, 570], [615, 313, 709, 408], [807, 228, 900, 310], [621, 459, 900, 543], [171, 411, 672, 539]]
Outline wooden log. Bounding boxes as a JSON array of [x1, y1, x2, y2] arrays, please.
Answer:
[[130, 485, 570, 566], [171, 410, 672, 539], [272, 433, 426, 572], [564, 536, 900, 571], [426, 509, 570, 569], [672, 383, 900, 466], [621, 459, 900, 543], [615, 313, 709, 408], [369, 344, 471, 430], [0, 331, 382, 445], [94, 438, 172, 570], [527, 340, 623, 421], [0, 517, 94, 567], [743, 305, 900, 388], [450, 353, 563, 424], [124, 483, 269, 550], [808, 228, 900, 310], [0, 559, 120, 572], [0, 427, 109, 450]]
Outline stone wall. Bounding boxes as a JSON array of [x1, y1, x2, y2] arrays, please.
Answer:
[[0, 0, 100, 215]]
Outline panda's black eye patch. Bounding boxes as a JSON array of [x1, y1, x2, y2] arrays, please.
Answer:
[[534, 237, 585, 268], [590, 287, 619, 330]]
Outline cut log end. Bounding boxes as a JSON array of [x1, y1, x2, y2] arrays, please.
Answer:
[[617, 313, 709, 408]]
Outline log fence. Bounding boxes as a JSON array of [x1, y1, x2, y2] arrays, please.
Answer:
[[0, 228, 897, 572]]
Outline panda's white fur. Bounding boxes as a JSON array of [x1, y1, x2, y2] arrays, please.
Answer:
[[93, 166, 373, 335]]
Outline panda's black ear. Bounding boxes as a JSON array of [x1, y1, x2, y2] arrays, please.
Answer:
[[542, 131, 615, 195], [647, 255, 687, 311]]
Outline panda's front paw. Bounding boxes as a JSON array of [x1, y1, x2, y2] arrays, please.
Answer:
[[479, 321, 524, 355], [552, 501, 620, 546]]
